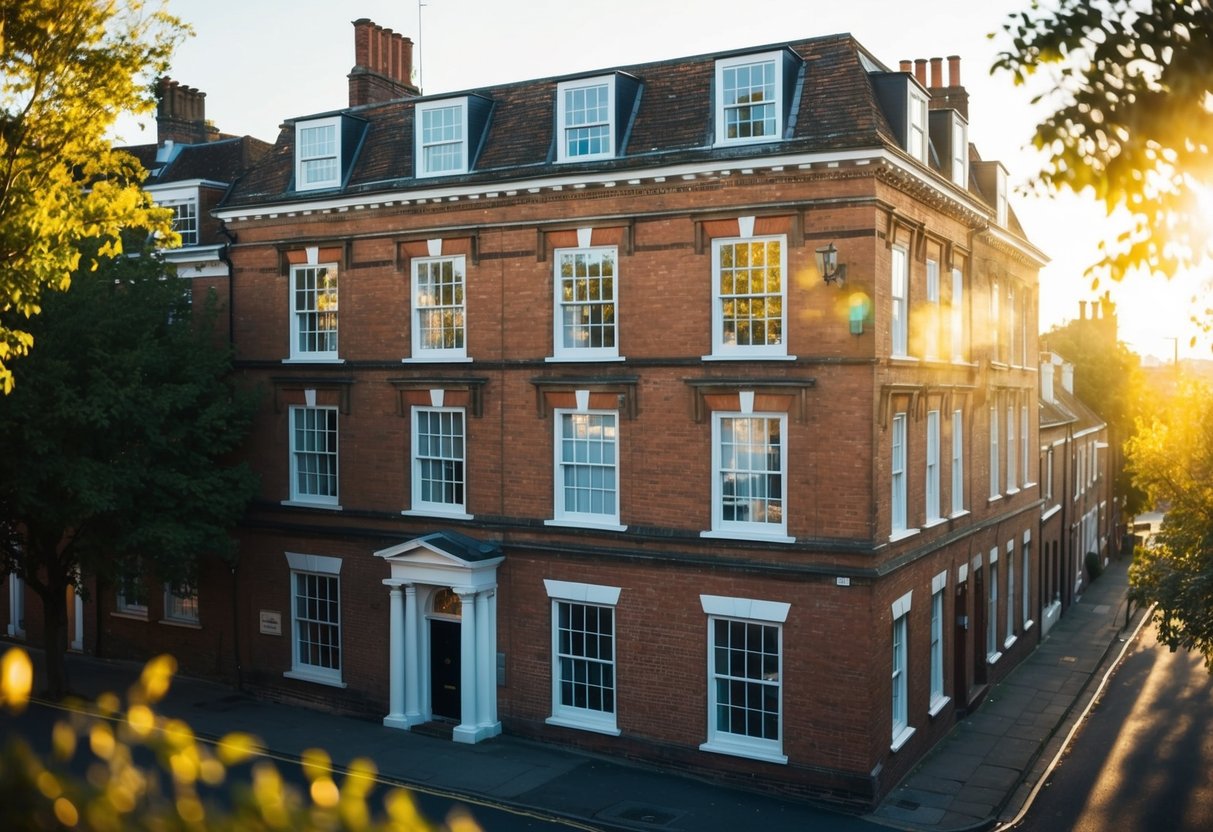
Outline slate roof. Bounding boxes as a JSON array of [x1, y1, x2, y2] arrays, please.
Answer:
[[224, 33, 916, 209], [412, 530, 503, 563], [121, 136, 272, 186]]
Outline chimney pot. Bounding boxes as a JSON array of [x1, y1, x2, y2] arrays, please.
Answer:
[[914, 59, 927, 86], [930, 57, 943, 89], [1078, 300, 1088, 320], [947, 55, 961, 87], [899, 59, 912, 73]]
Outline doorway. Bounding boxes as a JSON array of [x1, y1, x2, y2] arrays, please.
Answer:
[[973, 566, 987, 685], [429, 618, 461, 720], [953, 579, 968, 707]]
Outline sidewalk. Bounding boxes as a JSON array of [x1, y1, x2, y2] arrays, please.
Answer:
[[7, 556, 1143, 832], [867, 554, 1147, 831]]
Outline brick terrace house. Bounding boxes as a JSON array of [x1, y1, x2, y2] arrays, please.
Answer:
[[7, 19, 1053, 806]]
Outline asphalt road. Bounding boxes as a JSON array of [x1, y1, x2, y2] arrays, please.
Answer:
[[1012, 616, 1213, 831]]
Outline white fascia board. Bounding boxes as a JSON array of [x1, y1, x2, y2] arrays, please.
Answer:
[[1073, 425, 1107, 440], [985, 222, 1050, 267], [145, 179, 229, 194], [160, 244, 225, 263]]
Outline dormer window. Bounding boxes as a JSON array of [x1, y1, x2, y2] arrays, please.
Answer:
[[715, 52, 787, 145], [417, 99, 468, 176], [557, 76, 615, 162], [295, 117, 342, 191], [908, 88, 928, 164], [995, 168, 1008, 226], [950, 118, 968, 187], [161, 196, 198, 247]]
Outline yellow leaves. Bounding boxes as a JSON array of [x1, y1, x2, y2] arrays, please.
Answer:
[[135, 653, 176, 703], [216, 731, 262, 766], [0, 646, 33, 712]]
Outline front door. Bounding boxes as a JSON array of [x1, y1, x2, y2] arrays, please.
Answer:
[[430, 619, 461, 720], [973, 566, 986, 685], [953, 579, 968, 708]]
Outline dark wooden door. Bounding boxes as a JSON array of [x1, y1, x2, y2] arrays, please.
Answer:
[[953, 579, 969, 707], [430, 619, 461, 720], [973, 567, 987, 684]]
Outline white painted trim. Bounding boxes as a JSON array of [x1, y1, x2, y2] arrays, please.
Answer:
[[890, 725, 916, 753], [285, 552, 343, 574], [931, 570, 948, 594], [699, 594, 790, 623], [544, 579, 621, 606], [891, 590, 913, 619]]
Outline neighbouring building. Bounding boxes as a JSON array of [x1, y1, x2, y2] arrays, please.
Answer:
[[5, 21, 1053, 806]]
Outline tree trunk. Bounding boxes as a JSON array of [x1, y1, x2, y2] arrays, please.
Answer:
[[40, 580, 70, 699]]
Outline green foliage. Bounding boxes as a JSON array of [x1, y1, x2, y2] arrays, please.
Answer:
[[992, 0, 1213, 288], [1127, 380, 1213, 670], [0, 0, 190, 392], [0, 252, 257, 696]]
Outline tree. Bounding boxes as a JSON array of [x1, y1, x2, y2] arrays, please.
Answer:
[[993, 1, 1213, 289], [0, 252, 257, 698], [1126, 379, 1213, 669], [0, 0, 188, 392]]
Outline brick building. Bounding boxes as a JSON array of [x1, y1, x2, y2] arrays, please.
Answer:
[[7, 21, 1052, 806]]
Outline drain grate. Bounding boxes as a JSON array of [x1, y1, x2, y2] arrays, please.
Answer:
[[599, 801, 684, 828], [895, 798, 921, 810]]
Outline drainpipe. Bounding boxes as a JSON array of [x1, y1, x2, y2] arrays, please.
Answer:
[[218, 219, 237, 348]]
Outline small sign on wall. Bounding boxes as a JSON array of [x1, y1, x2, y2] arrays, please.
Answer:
[[259, 610, 282, 636]]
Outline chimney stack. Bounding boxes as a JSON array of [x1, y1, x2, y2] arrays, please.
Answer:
[[930, 57, 943, 89], [914, 59, 928, 86], [348, 18, 420, 107], [1040, 356, 1055, 404], [1061, 362, 1074, 394], [899, 60, 912, 73], [155, 77, 214, 145]]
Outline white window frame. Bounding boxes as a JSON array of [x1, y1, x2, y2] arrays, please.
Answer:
[[891, 413, 908, 535], [556, 76, 616, 162], [410, 406, 468, 517], [989, 405, 1001, 499], [552, 408, 621, 529], [553, 246, 618, 360], [163, 196, 198, 247], [1006, 404, 1018, 492], [6, 573, 25, 638], [116, 569, 148, 618], [411, 254, 467, 360], [995, 168, 1009, 226], [990, 278, 1001, 363], [907, 88, 929, 163], [1005, 540, 1017, 647], [544, 579, 622, 735], [708, 412, 790, 542], [950, 117, 968, 187], [710, 235, 787, 358], [288, 405, 340, 507], [162, 583, 199, 625], [285, 552, 344, 687], [925, 410, 941, 524], [891, 245, 909, 357], [714, 52, 783, 147], [289, 263, 340, 361], [1021, 405, 1031, 485], [1022, 531, 1033, 629], [950, 266, 966, 363], [1045, 448, 1054, 502], [951, 409, 965, 516], [700, 594, 789, 764], [1008, 285, 1018, 367], [929, 571, 949, 715], [891, 590, 914, 750], [987, 548, 1000, 662], [416, 98, 469, 177], [295, 117, 342, 191], [925, 258, 940, 359]]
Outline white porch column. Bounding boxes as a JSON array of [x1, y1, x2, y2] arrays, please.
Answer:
[[403, 584, 422, 725], [488, 589, 499, 725], [453, 588, 479, 743], [383, 583, 407, 729], [475, 590, 492, 729]]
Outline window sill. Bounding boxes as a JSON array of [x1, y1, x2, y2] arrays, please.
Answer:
[[1023, 619, 1035, 632], [283, 669, 347, 689], [948, 509, 971, 520], [1005, 487, 1021, 496], [546, 714, 621, 737], [545, 355, 625, 363], [889, 355, 920, 364], [699, 738, 787, 765], [700, 353, 797, 362], [111, 611, 149, 622], [282, 357, 344, 364], [403, 508, 473, 521], [988, 495, 1003, 504], [700, 529, 795, 544], [888, 528, 921, 543], [159, 618, 201, 630], [928, 696, 951, 718], [1041, 505, 1061, 522], [1003, 635, 1018, 651], [401, 356, 472, 364], [890, 725, 916, 753], [922, 517, 947, 530], [546, 519, 627, 533], [986, 650, 1003, 665], [281, 500, 343, 512]]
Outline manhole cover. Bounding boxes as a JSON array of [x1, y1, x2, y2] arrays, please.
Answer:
[[599, 801, 685, 828], [618, 807, 678, 824], [895, 798, 921, 810]]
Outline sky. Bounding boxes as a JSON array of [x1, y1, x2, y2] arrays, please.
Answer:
[[115, 0, 1211, 362]]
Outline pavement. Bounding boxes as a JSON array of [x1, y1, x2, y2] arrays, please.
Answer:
[[5, 554, 1146, 832]]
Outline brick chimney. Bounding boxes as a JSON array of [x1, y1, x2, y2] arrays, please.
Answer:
[[156, 77, 214, 144], [933, 55, 969, 119], [348, 18, 420, 107]]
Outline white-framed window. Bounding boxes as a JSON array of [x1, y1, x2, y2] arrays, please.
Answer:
[[411, 255, 466, 359], [925, 258, 940, 359], [554, 247, 617, 359], [891, 245, 909, 357], [950, 266, 966, 362], [951, 409, 965, 515], [554, 409, 619, 527], [1020, 292, 1030, 367], [987, 548, 999, 659], [6, 573, 25, 638], [711, 235, 786, 358], [1045, 448, 1054, 501], [290, 264, 339, 360], [1021, 405, 1030, 484], [891, 413, 908, 534], [1006, 404, 1017, 491], [162, 584, 199, 625], [286, 552, 343, 686], [416, 99, 468, 176], [289, 406, 339, 506], [557, 76, 615, 162], [116, 570, 148, 618], [925, 410, 941, 524], [544, 579, 621, 735], [1006, 540, 1017, 642], [1022, 532, 1032, 626], [1008, 285, 1018, 366], [929, 572, 947, 713], [700, 594, 789, 764], [950, 117, 968, 187], [164, 197, 198, 247], [995, 167, 1009, 226], [891, 590, 913, 749], [710, 412, 788, 540], [411, 407, 466, 516], [990, 278, 1001, 363], [715, 52, 783, 146], [989, 405, 1000, 499], [907, 88, 929, 163], [1076, 445, 1086, 497], [295, 117, 341, 191]]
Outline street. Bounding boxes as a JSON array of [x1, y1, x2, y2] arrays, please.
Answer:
[[1012, 615, 1213, 831]]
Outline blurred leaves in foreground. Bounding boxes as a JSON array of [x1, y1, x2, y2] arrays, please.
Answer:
[[0, 647, 480, 831]]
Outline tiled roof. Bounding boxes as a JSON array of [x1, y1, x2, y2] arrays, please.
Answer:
[[119, 136, 272, 186], [225, 33, 910, 209]]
